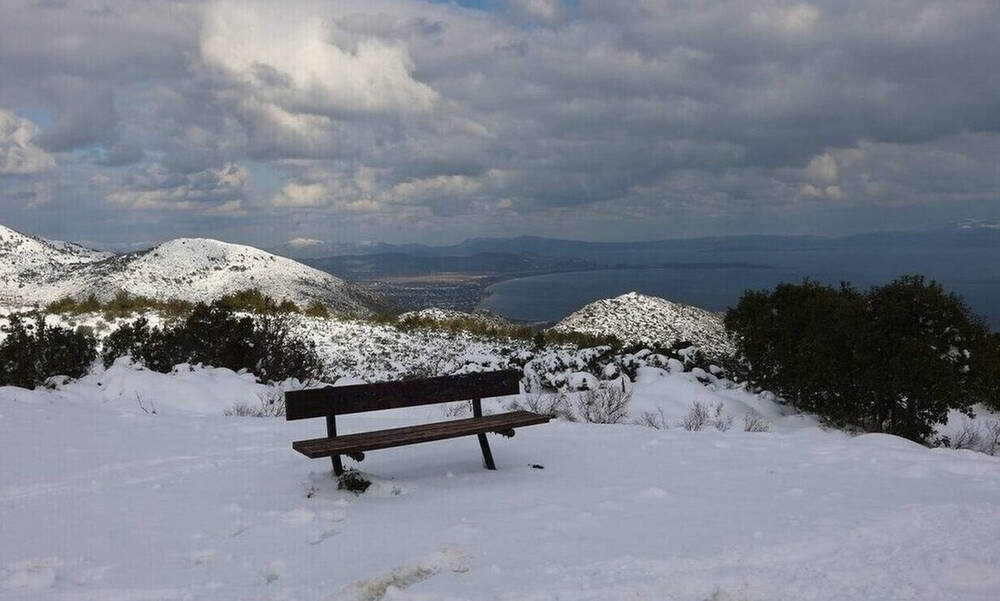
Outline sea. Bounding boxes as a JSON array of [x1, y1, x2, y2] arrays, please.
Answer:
[[478, 247, 1000, 329]]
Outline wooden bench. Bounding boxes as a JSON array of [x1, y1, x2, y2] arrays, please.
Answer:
[[285, 369, 552, 475]]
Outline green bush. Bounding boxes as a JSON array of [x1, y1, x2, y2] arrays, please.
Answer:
[[215, 289, 300, 315], [304, 302, 330, 318], [0, 313, 97, 389], [726, 276, 998, 442], [102, 303, 323, 383], [337, 469, 372, 494]]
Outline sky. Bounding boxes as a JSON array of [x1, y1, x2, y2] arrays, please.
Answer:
[[0, 0, 998, 250]]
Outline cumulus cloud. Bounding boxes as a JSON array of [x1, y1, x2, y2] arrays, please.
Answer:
[[108, 163, 249, 212], [0, 0, 998, 243], [0, 109, 55, 175], [200, 2, 437, 117]]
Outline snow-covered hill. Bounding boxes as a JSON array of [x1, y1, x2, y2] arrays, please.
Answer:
[[552, 292, 735, 358], [0, 225, 379, 315], [0, 225, 111, 305]]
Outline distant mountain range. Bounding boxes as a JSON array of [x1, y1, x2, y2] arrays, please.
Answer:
[[277, 221, 1000, 261], [0, 224, 379, 315]]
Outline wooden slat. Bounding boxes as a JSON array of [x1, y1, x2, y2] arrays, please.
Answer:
[[284, 370, 521, 420], [291, 411, 551, 458]]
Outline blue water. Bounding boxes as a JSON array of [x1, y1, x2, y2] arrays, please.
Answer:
[[479, 248, 1000, 329]]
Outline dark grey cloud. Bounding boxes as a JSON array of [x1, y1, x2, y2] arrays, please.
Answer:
[[0, 0, 998, 247]]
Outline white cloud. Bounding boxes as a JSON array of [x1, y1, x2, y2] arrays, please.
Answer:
[[108, 163, 249, 211], [200, 2, 438, 118], [805, 152, 839, 184], [387, 175, 480, 202], [0, 109, 55, 175], [272, 181, 329, 208], [286, 237, 325, 248]]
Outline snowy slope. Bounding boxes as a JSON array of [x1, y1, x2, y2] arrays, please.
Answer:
[[0, 225, 379, 315], [553, 291, 735, 357], [67, 238, 379, 315], [2, 365, 1000, 600], [0, 224, 111, 305]]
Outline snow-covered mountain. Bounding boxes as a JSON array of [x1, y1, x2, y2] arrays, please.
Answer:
[[0, 225, 112, 305], [552, 291, 735, 358], [0, 225, 379, 315]]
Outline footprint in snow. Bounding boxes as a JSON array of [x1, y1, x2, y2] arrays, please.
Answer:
[[2, 557, 62, 591]]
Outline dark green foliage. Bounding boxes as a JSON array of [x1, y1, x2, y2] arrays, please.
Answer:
[[45, 289, 311, 319], [45, 292, 194, 319], [337, 469, 371, 494], [215, 289, 300, 315], [0, 313, 97, 389], [304, 302, 330, 318], [394, 313, 536, 341], [102, 303, 323, 383], [726, 276, 998, 442], [101, 316, 184, 372], [980, 333, 1000, 411]]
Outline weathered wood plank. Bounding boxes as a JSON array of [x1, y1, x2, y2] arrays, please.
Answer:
[[284, 370, 521, 420], [291, 411, 551, 458]]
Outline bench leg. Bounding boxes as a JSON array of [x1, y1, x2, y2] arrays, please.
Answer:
[[477, 433, 496, 470], [471, 398, 497, 470], [326, 415, 345, 476]]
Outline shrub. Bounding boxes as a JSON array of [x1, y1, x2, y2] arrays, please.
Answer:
[[102, 303, 323, 383], [225, 391, 286, 417], [337, 469, 371, 494], [711, 401, 734, 431], [215, 289, 289, 314], [936, 418, 1000, 456], [682, 401, 710, 431], [576, 382, 631, 424], [726, 276, 998, 443], [743, 410, 771, 432], [636, 408, 668, 430], [304, 302, 330, 318], [0, 313, 97, 389], [510, 391, 575, 421]]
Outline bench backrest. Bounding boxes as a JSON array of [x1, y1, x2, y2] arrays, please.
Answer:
[[284, 369, 521, 420]]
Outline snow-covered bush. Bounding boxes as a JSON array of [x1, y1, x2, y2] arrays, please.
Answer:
[[509, 391, 575, 421], [682, 401, 711, 431], [936, 418, 1000, 456], [743, 410, 771, 432], [576, 382, 632, 424], [0, 312, 97, 389], [224, 390, 286, 417], [636, 408, 668, 430]]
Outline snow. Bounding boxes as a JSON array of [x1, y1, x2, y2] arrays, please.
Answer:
[[553, 292, 736, 358], [0, 224, 377, 316], [3, 363, 1000, 600]]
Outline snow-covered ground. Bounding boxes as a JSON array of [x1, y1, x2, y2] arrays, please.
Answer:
[[3, 362, 1000, 600]]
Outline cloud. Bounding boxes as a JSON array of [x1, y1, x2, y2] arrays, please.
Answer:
[[108, 163, 249, 212], [286, 237, 325, 248], [0, 0, 999, 244], [0, 109, 55, 175], [507, 0, 566, 23], [200, 2, 438, 117]]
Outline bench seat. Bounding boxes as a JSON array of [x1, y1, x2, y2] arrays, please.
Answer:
[[292, 410, 551, 458]]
